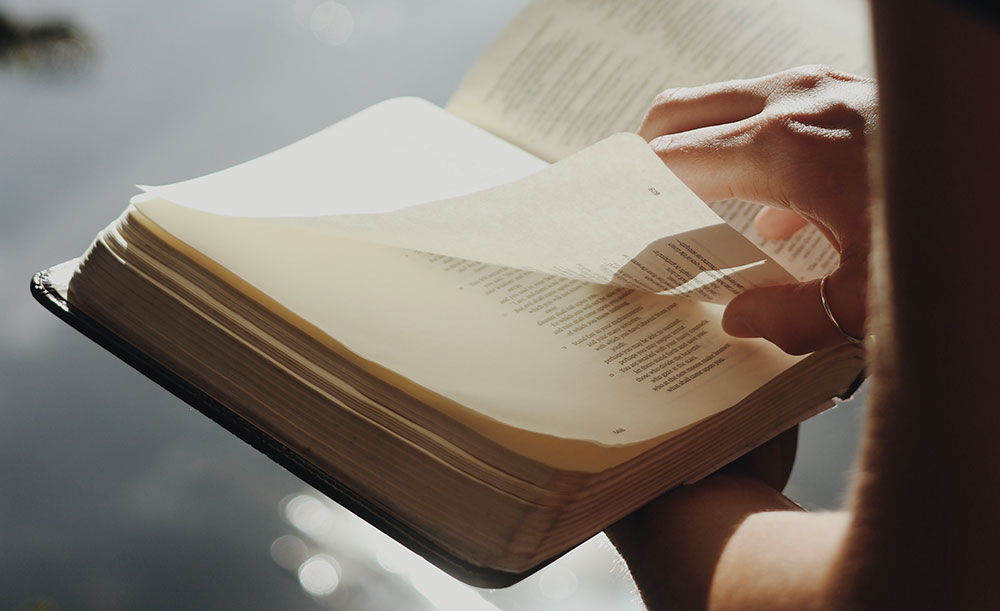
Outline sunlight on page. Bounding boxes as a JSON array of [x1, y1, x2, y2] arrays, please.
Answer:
[[139, 99, 794, 305], [142, 98, 547, 217], [130, 97, 806, 444], [275, 134, 795, 304]]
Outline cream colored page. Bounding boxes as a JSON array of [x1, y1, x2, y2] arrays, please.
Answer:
[[264, 134, 796, 303], [447, 0, 873, 162], [708, 199, 839, 281], [142, 143, 799, 304], [133, 201, 801, 444], [141, 99, 796, 304]]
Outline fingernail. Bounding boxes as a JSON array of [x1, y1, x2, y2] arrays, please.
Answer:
[[722, 314, 754, 337]]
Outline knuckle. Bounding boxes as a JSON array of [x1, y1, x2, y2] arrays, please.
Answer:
[[764, 67, 876, 134], [650, 86, 688, 109], [755, 112, 807, 147], [811, 99, 869, 129], [762, 104, 868, 149], [780, 64, 838, 89]]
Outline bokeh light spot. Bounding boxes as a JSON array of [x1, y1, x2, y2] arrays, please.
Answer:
[[298, 554, 341, 597], [309, 2, 354, 46]]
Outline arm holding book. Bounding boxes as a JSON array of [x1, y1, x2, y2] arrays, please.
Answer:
[[609, 1, 1000, 608]]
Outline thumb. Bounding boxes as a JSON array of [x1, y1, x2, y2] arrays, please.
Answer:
[[721, 269, 865, 355], [754, 207, 809, 240]]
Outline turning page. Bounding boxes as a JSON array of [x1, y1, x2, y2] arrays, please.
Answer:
[[125, 98, 806, 445], [141, 98, 794, 305], [446, 0, 872, 284], [127, 204, 802, 446]]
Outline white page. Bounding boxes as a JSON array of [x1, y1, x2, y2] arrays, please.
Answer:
[[447, 0, 873, 162], [446, 0, 871, 284], [143, 98, 548, 218], [140, 99, 795, 305]]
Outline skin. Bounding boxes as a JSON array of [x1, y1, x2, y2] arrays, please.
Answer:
[[639, 64, 877, 355], [607, 2, 1000, 609]]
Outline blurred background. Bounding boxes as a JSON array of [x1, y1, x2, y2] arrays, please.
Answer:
[[1, 0, 868, 608]]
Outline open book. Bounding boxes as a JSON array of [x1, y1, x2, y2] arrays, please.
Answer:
[[32, 0, 871, 587]]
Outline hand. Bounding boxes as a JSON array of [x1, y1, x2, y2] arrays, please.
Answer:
[[723, 425, 798, 492], [639, 65, 877, 354], [606, 429, 804, 611]]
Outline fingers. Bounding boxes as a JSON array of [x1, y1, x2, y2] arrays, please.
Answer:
[[641, 66, 874, 354], [638, 79, 770, 140], [723, 425, 799, 492], [643, 65, 876, 218], [721, 264, 866, 354], [649, 118, 773, 203], [754, 208, 809, 239]]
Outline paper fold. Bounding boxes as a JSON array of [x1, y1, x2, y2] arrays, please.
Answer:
[[137, 98, 796, 305]]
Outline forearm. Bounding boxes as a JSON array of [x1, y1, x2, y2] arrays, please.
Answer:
[[608, 474, 847, 611], [614, 3, 1000, 608]]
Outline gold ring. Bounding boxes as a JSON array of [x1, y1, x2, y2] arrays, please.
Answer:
[[820, 275, 863, 344]]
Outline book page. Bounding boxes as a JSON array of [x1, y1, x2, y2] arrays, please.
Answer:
[[126, 97, 811, 445], [708, 199, 839, 281], [141, 99, 795, 305], [293, 135, 798, 303], [142, 98, 548, 218], [447, 0, 873, 162], [129, 202, 802, 445], [447, 0, 869, 283]]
